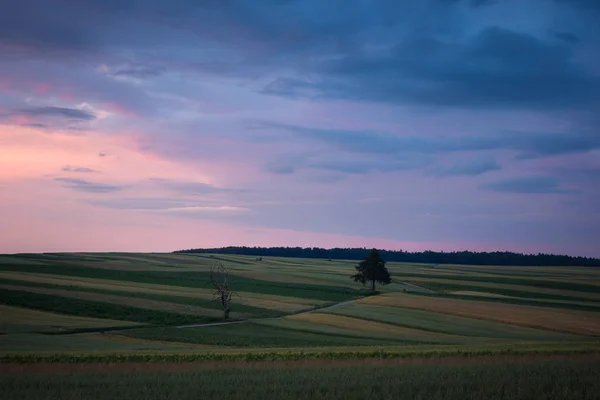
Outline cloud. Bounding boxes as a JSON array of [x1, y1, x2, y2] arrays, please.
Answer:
[[148, 178, 226, 195], [153, 205, 251, 216], [257, 121, 600, 158], [84, 198, 188, 210], [84, 197, 250, 218], [468, 0, 501, 6], [62, 166, 97, 173], [554, 31, 580, 44], [264, 157, 301, 175], [264, 27, 600, 110], [147, 178, 249, 196], [479, 176, 575, 194], [311, 155, 433, 174], [54, 177, 123, 193], [431, 158, 501, 177], [554, 0, 600, 12], [110, 65, 166, 79], [13, 106, 96, 120]]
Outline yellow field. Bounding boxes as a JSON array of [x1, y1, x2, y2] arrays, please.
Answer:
[[448, 290, 600, 308], [449, 291, 512, 298], [394, 276, 600, 301], [359, 294, 600, 336], [288, 313, 490, 343]]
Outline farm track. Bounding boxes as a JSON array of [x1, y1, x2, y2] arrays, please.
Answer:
[[71, 281, 433, 335]]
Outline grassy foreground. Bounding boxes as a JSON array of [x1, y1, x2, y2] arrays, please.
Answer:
[[2, 357, 599, 400], [3, 342, 600, 363]]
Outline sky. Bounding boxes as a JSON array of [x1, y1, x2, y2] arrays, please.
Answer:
[[1, 0, 599, 257]]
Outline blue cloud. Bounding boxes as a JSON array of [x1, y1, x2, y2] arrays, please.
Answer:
[[54, 177, 123, 193], [62, 166, 97, 173], [554, 31, 580, 44], [431, 158, 501, 177], [479, 176, 575, 194], [265, 27, 600, 110], [11, 106, 95, 120], [256, 121, 600, 158]]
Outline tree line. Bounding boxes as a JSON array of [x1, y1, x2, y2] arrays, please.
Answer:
[[174, 246, 600, 267]]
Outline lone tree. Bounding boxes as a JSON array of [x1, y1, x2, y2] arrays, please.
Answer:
[[209, 263, 233, 320], [351, 248, 392, 291]]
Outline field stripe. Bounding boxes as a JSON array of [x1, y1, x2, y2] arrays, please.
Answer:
[[398, 276, 600, 301], [359, 294, 600, 336], [0, 284, 228, 318], [0, 271, 323, 311], [0, 305, 140, 334], [286, 313, 489, 343]]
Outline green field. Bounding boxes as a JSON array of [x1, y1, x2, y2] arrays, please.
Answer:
[[2, 357, 599, 400], [1, 252, 599, 398]]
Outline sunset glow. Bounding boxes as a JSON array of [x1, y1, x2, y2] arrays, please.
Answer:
[[1, 0, 599, 256]]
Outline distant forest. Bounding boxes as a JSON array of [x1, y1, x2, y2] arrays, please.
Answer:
[[174, 246, 600, 267]]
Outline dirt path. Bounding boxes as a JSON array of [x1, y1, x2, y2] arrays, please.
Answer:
[[175, 297, 363, 329], [72, 296, 366, 335], [74, 284, 434, 334], [396, 281, 436, 294]]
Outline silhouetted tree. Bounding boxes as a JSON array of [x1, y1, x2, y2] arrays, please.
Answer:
[[351, 248, 392, 291], [209, 263, 233, 320]]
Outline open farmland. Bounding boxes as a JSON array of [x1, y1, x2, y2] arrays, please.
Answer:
[[1, 252, 599, 398]]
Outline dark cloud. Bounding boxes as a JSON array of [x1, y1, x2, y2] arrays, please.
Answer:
[[479, 176, 575, 194], [312, 157, 432, 174], [62, 166, 97, 173], [264, 152, 434, 176], [110, 65, 166, 79], [0, 1, 97, 53], [469, 0, 501, 6], [2, 0, 598, 118], [554, 0, 600, 12], [264, 148, 498, 177], [265, 27, 600, 110], [554, 31, 580, 44], [21, 123, 47, 128], [54, 177, 123, 193], [13, 106, 96, 120], [98, 153, 107, 157], [431, 158, 501, 177], [257, 121, 600, 158]]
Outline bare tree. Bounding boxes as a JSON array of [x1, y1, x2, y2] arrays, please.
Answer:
[[209, 263, 233, 320]]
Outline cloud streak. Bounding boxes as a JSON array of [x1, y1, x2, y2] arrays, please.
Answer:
[[13, 106, 96, 120], [62, 166, 97, 173], [256, 121, 600, 158], [479, 176, 576, 194], [54, 177, 123, 193]]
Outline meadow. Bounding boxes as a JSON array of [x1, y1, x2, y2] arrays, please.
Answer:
[[1, 252, 599, 398]]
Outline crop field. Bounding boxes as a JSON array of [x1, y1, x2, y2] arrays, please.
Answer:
[[2, 356, 599, 400], [1, 252, 599, 398]]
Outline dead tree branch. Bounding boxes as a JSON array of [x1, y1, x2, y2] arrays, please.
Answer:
[[209, 263, 233, 320]]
